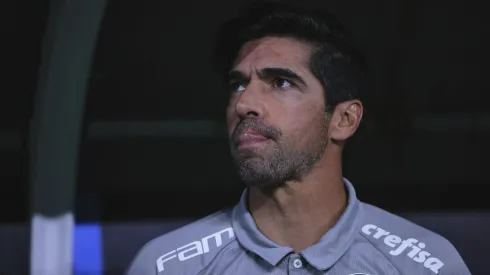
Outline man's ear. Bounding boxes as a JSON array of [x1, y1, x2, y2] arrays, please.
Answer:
[[328, 100, 363, 141]]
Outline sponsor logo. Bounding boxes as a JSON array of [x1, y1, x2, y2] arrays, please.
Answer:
[[156, 227, 235, 272], [362, 224, 444, 274]]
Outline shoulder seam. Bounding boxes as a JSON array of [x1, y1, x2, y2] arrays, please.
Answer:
[[196, 238, 238, 275], [153, 210, 231, 241], [359, 232, 405, 275]]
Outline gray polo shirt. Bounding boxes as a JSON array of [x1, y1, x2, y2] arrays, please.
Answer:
[[125, 179, 470, 275]]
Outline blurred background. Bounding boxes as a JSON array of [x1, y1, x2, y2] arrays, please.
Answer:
[[3, 0, 489, 274]]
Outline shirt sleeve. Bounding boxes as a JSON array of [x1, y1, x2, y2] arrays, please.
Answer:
[[124, 242, 159, 275], [437, 253, 472, 275]]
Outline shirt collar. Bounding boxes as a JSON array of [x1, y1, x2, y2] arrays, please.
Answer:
[[231, 178, 362, 270]]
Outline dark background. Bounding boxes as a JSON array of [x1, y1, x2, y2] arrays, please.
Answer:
[[3, 0, 489, 274]]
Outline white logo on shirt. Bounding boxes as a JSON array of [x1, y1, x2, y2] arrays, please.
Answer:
[[362, 224, 444, 274], [156, 227, 235, 272]]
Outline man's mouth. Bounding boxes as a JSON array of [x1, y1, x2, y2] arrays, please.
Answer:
[[235, 129, 270, 149]]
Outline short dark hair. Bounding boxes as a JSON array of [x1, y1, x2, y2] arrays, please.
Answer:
[[213, 1, 365, 110]]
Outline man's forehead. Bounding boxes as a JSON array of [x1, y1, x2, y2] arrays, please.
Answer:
[[232, 37, 312, 74]]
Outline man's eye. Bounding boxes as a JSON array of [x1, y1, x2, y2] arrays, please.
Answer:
[[273, 78, 293, 89], [229, 82, 246, 93]]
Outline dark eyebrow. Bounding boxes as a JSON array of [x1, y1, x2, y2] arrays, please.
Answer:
[[227, 67, 307, 87], [257, 67, 307, 87]]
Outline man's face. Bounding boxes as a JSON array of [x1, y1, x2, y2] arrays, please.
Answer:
[[226, 37, 330, 187]]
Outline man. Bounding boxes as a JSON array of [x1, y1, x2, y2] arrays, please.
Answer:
[[126, 2, 470, 274]]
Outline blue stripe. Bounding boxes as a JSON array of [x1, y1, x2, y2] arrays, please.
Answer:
[[74, 223, 103, 275]]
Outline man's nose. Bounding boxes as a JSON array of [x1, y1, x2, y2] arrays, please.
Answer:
[[234, 83, 265, 119]]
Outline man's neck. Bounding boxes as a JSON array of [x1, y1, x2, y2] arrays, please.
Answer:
[[247, 152, 347, 253]]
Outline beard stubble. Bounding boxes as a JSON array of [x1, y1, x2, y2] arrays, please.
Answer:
[[230, 112, 329, 187]]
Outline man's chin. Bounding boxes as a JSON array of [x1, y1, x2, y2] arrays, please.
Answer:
[[232, 150, 265, 166], [239, 174, 272, 188], [234, 155, 264, 169], [233, 146, 265, 158], [239, 174, 285, 189], [236, 162, 275, 187]]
